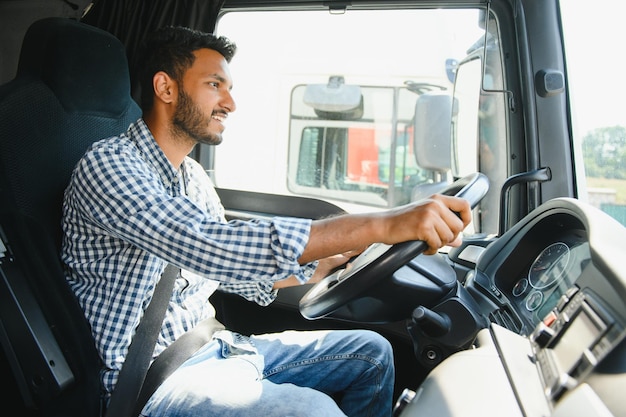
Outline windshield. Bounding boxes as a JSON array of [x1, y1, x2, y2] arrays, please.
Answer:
[[213, 5, 626, 236], [214, 8, 490, 214]]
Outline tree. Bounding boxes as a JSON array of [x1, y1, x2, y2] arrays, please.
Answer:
[[582, 125, 626, 179]]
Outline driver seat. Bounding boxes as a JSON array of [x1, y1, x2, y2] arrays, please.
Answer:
[[0, 17, 141, 415]]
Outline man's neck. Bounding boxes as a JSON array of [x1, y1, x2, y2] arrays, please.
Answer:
[[144, 114, 195, 169]]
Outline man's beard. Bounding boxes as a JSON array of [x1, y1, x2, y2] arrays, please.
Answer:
[[172, 89, 223, 146]]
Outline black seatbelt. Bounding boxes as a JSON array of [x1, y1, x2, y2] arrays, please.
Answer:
[[105, 264, 179, 417]]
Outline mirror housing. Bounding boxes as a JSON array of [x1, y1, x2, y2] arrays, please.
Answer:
[[304, 75, 363, 120], [413, 92, 453, 173], [450, 57, 482, 178], [411, 92, 453, 201]]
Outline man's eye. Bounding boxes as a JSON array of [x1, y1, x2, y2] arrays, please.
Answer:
[[208, 82, 219, 88]]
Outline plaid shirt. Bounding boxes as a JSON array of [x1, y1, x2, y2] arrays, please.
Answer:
[[61, 118, 315, 395]]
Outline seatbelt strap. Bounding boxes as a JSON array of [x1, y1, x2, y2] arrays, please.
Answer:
[[133, 317, 225, 415], [105, 264, 179, 417]]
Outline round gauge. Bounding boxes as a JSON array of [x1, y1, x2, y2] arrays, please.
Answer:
[[525, 290, 543, 311], [528, 242, 571, 289], [512, 278, 528, 297]]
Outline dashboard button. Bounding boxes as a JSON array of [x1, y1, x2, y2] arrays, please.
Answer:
[[531, 321, 555, 348], [543, 310, 558, 327]]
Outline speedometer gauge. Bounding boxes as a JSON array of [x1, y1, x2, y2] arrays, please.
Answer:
[[528, 242, 570, 289]]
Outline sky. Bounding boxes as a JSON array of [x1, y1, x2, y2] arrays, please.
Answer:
[[560, 0, 626, 136], [219, 4, 625, 138]]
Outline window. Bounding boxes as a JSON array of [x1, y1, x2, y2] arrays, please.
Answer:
[[215, 8, 489, 214], [212, 7, 517, 237], [561, 0, 626, 225]]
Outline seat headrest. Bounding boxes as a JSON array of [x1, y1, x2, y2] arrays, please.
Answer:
[[17, 17, 132, 116]]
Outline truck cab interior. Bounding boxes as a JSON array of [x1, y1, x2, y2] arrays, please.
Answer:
[[0, 1, 625, 417]]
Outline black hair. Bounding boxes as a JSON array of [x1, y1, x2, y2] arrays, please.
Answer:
[[138, 26, 237, 111]]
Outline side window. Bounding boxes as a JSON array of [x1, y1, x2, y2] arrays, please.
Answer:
[[295, 127, 350, 190], [561, 0, 626, 226], [295, 127, 324, 188]]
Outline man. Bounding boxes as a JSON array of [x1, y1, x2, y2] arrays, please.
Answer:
[[61, 26, 471, 417]]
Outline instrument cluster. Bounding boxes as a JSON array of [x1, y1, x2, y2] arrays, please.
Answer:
[[508, 236, 590, 327]]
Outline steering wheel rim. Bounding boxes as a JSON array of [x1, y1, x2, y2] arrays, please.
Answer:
[[299, 172, 490, 320]]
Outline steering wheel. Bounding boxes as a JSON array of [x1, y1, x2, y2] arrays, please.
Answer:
[[299, 172, 489, 320]]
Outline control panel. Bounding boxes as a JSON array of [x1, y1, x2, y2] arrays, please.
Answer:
[[530, 287, 624, 402]]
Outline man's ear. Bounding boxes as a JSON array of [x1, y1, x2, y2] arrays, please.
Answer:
[[153, 71, 177, 104]]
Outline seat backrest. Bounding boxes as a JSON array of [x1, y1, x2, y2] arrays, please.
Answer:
[[1, 16, 142, 246], [0, 17, 141, 415]]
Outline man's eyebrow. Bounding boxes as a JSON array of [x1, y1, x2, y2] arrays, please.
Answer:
[[209, 74, 227, 83]]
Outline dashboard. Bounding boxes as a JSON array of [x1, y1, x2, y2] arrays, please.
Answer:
[[399, 197, 626, 417], [506, 232, 589, 331], [466, 204, 606, 336]]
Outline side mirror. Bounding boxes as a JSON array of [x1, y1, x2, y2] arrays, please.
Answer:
[[411, 92, 453, 201], [445, 58, 458, 84], [413, 92, 453, 173], [304, 75, 363, 120], [451, 57, 482, 177]]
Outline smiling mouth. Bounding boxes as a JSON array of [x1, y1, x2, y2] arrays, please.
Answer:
[[212, 112, 227, 123]]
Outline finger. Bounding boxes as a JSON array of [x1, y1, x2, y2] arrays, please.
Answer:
[[443, 195, 472, 226], [439, 206, 466, 235], [430, 194, 471, 226], [447, 233, 463, 248], [426, 210, 465, 253], [422, 224, 445, 255]]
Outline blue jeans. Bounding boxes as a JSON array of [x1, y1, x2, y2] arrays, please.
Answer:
[[141, 328, 395, 417]]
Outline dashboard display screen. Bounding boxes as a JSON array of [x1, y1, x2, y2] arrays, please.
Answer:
[[552, 308, 600, 373]]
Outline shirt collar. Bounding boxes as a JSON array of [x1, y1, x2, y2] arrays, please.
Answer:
[[128, 118, 181, 192]]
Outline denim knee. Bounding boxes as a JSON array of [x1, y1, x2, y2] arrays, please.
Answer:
[[354, 329, 394, 367]]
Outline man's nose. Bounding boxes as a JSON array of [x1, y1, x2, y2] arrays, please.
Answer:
[[222, 90, 236, 113]]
